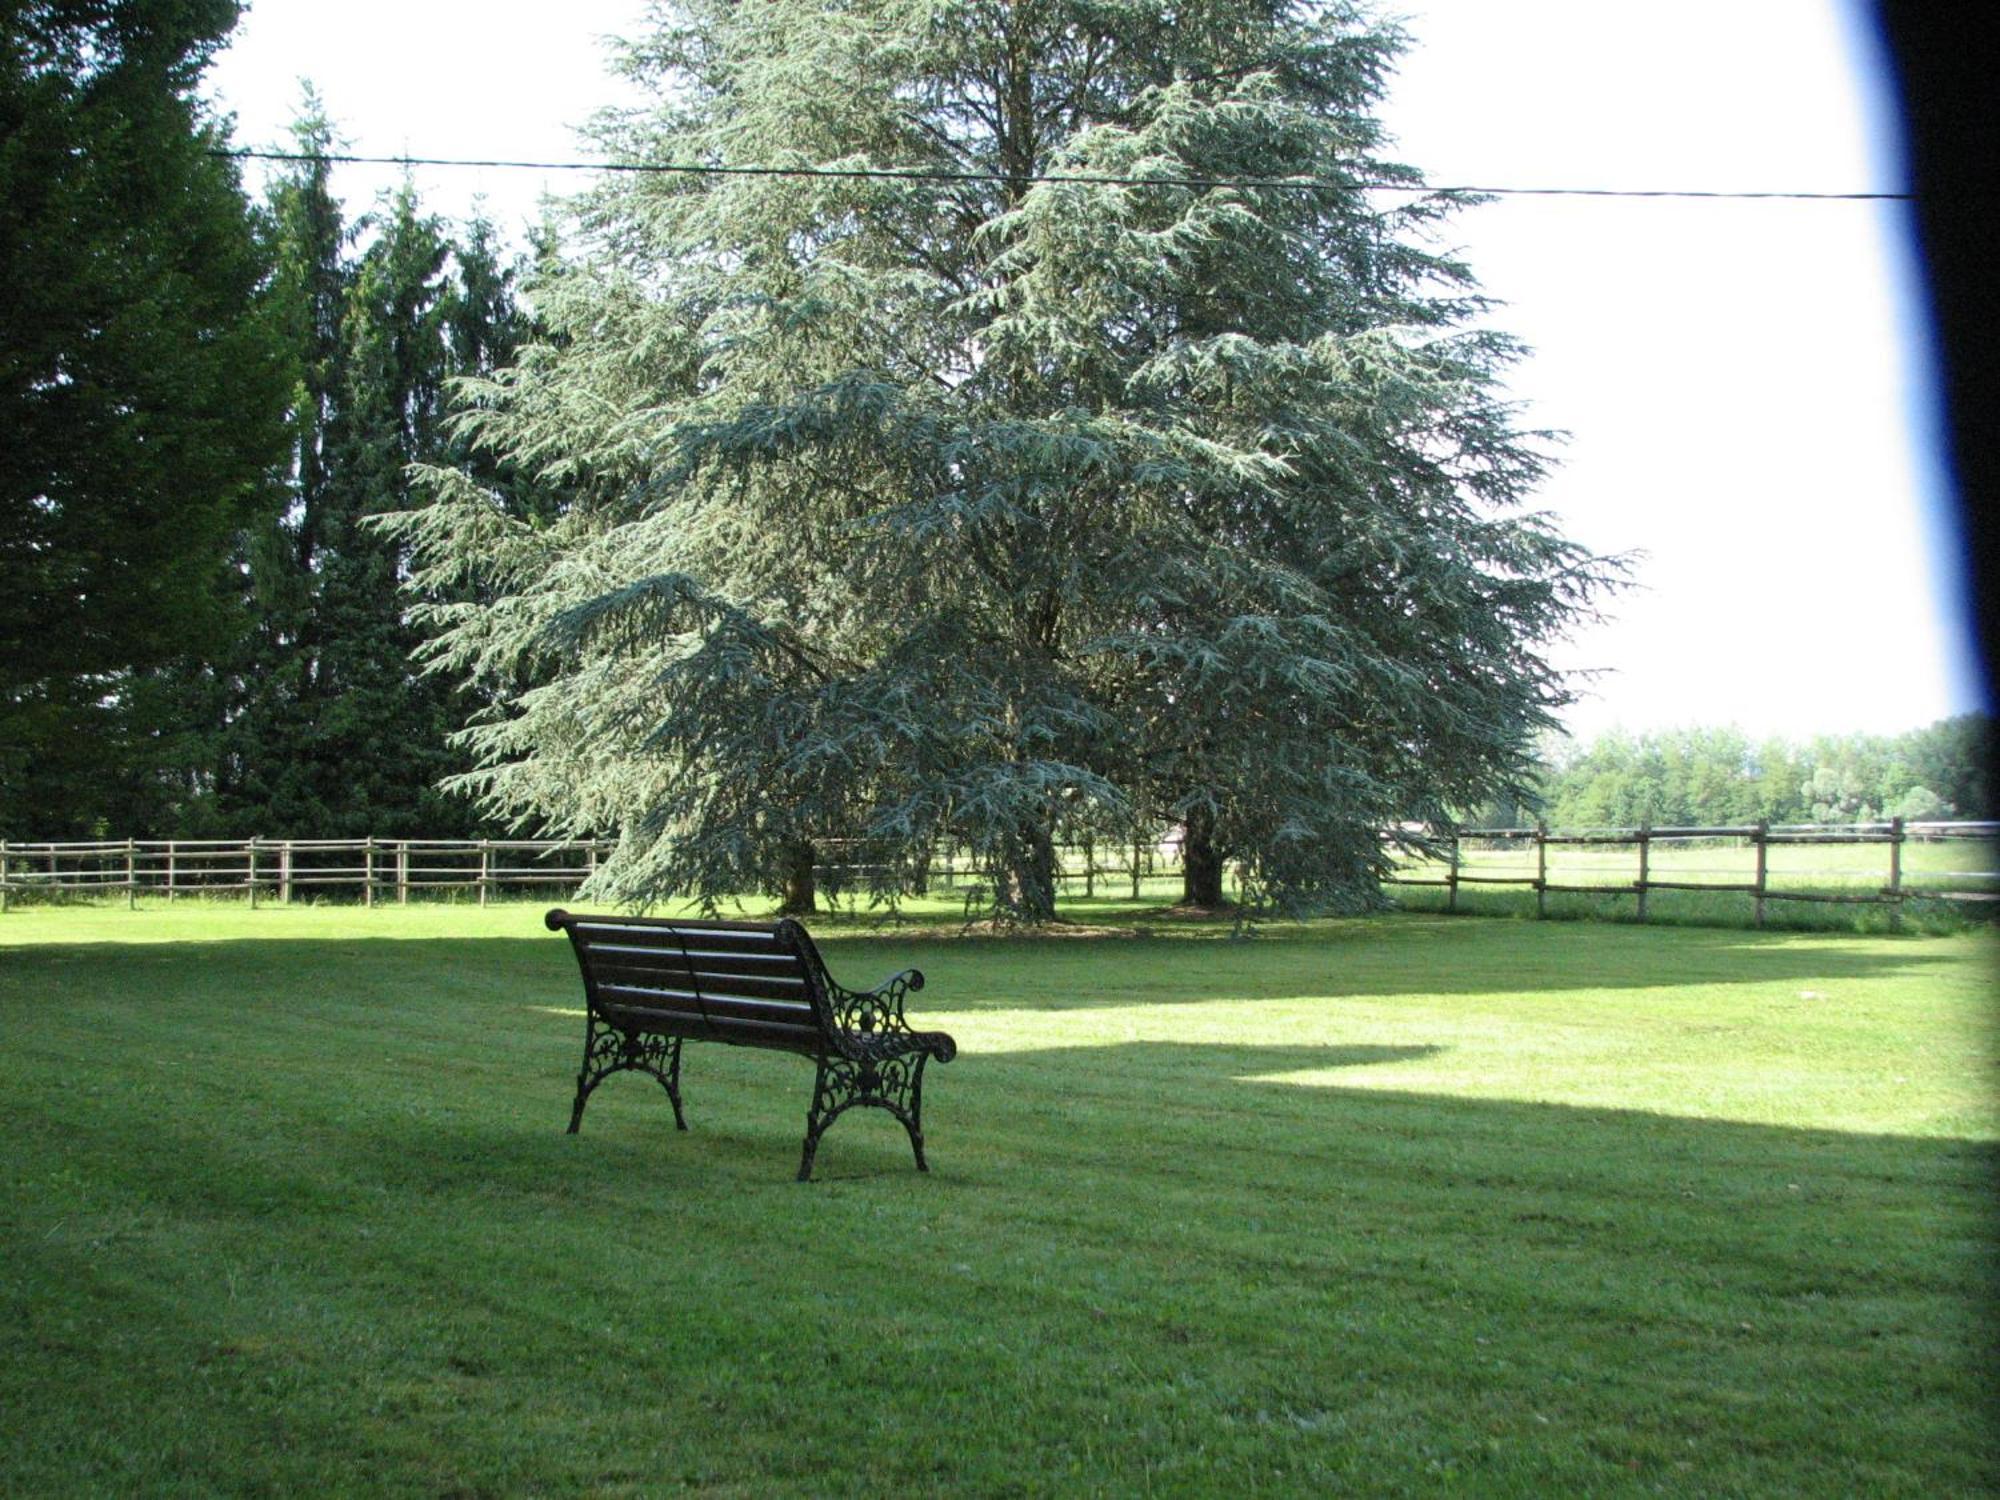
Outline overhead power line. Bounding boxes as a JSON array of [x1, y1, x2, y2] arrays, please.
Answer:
[[211, 147, 1912, 202]]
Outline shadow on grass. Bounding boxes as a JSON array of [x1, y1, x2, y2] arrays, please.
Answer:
[[154, 1023, 1986, 1205], [6, 1006, 1995, 1495]]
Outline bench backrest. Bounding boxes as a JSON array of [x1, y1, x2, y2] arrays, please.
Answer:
[[545, 909, 832, 1054]]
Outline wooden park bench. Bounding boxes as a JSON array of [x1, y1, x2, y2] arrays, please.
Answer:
[[545, 909, 956, 1180]]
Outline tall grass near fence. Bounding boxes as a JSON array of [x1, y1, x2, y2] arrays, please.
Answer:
[[1, 907, 1994, 1494]]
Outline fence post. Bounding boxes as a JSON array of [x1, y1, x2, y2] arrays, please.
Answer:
[[167, 840, 178, 901], [1445, 830, 1460, 913], [1082, 833, 1095, 898], [126, 838, 136, 910], [279, 841, 292, 905], [1, 839, 9, 913], [248, 838, 259, 909], [1535, 824, 1548, 919], [479, 840, 491, 907], [1753, 822, 1769, 928], [1636, 825, 1651, 922], [397, 840, 409, 905], [1887, 816, 1904, 932], [363, 837, 375, 909]]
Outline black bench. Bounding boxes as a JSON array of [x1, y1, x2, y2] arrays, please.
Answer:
[[545, 909, 956, 1180]]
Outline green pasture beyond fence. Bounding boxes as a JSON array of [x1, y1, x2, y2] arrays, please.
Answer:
[[2, 821, 1994, 931]]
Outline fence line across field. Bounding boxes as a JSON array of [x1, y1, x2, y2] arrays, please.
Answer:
[[1393, 818, 1999, 930], [0, 837, 617, 911], [0, 834, 1171, 911], [0, 821, 1993, 924]]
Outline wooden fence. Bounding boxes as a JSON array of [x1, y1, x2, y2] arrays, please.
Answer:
[[0, 834, 1170, 911], [1385, 818, 2000, 929], [2, 821, 1994, 923], [0, 837, 616, 911]]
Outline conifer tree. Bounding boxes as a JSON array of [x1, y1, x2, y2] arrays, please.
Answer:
[[224, 117, 534, 837], [306, 181, 464, 834], [0, 0, 288, 837], [398, 0, 1617, 920], [216, 99, 351, 830]]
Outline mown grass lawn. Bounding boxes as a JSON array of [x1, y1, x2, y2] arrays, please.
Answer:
[[2, 904, 1993, 1495]]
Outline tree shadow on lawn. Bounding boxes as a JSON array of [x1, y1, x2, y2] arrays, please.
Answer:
[[8, 1029, 1994, 1494], [238, 1040, 1455, 1197], [0, 918, 1971, 1017], [264, 1033, 1997, 1207]]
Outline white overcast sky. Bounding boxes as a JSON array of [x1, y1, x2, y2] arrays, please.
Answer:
[[205, 0, 1988, 746]]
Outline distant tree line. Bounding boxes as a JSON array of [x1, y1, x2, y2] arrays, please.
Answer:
[[1469, 716, 1993, 831]]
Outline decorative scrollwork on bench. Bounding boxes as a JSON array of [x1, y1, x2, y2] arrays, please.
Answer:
[[568, 1013, 685, 1134], [828, 970, 923, 1042], [801, 1051, 930, 1181]]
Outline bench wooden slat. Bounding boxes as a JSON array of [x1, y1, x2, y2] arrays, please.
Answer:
[[595, 982, 815, 1025], [589, 963, 811, 1007], [601, 1006, 822, 1053], [581, 947, 804, 981], [576, 935, 787, 961], [577, 934, 792, 955], [570, 914, 787, 933], [571, 925, 786, 958]]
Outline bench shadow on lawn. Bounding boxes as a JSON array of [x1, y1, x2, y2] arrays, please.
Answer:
[[288, 1040, 1460, 1192]]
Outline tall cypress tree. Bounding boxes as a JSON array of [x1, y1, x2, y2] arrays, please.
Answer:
[[0, 0, 288, 837], [306, 180, 465, 835], [397, 0, 1617, 920], [221, 132, 536, 838], [217, 99, 350, 831]]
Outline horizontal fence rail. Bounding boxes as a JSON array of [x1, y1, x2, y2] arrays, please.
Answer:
[[0, 835, 1169, 911], [1384, 818, 2000, 930], [1, 822, 1994, 927], [0, 837, 616, 911]]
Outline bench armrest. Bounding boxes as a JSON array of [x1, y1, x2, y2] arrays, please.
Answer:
[[828, 968, 928, 1040]]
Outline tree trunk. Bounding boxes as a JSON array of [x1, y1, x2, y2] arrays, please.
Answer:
[[998, 820, 1058, 923], [775, 839, 817, 916], [1181, 807, 1227, 909]]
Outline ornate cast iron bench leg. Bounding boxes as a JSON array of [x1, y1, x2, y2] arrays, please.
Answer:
[[568, 1014, 686, 1134], [797, 1052, 931, 1181], [907, 1056, 929, 1172], [799, 1058, 835, 1181]]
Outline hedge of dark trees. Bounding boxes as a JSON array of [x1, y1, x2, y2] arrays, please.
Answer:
[[2, 3, 549, 841]]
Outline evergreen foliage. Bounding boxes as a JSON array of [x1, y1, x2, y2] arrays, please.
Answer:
[[213, 105, 543, 838], [0, 0, 289, 838], [396, 0, 1617, 920]]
